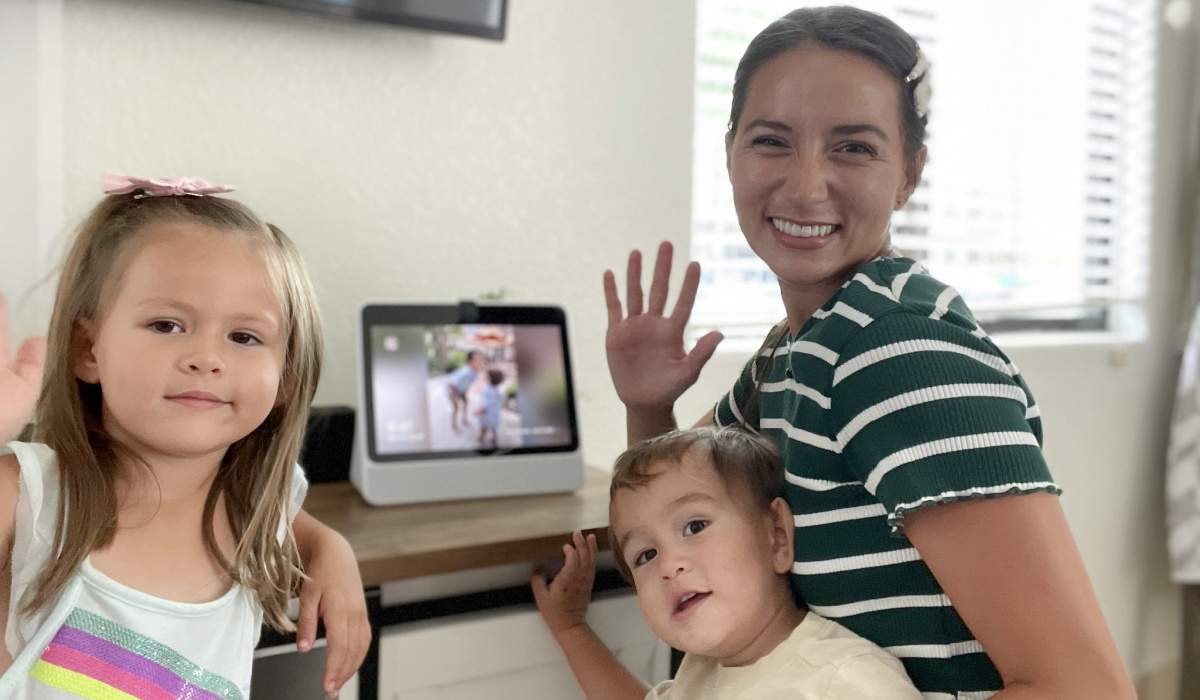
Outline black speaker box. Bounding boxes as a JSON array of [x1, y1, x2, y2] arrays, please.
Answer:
[[299, 406, 355, 484]]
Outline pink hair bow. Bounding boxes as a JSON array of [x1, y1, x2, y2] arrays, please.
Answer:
[[102, 174, 236, 198]]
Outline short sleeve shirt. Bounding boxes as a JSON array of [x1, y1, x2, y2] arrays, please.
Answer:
[[478, 385, 503, 428], [714, 257, 1059, 697], [645, 612, 921, 700], [449, 365, 478, 395]]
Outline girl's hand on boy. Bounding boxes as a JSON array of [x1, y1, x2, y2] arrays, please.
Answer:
[[604, 242, 723, 412], [531, 531, 598, 636], [294, 513, 371, 699], [0, 294, 45, 444]]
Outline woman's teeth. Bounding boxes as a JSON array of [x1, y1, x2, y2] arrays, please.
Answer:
[[773, 219, 835, 237]]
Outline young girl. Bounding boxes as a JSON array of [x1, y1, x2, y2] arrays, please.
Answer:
[[0, 175, 369, 699]]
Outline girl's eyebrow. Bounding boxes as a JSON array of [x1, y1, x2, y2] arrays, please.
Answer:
[[135, 298, 198, 314], [135, 299, 281, 329]]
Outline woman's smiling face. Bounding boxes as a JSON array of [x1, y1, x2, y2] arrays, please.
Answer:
[[726, 46, 924, 297]]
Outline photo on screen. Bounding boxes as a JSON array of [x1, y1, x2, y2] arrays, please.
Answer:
[[368, 321, 573, 461]]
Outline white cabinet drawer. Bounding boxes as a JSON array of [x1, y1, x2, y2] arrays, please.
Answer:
[[378, 590, 668, 699]]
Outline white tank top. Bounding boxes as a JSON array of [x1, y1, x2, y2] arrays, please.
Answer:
[[0, 441, 307, 699]]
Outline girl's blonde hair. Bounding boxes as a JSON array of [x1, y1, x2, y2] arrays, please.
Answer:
[[27, 192, 323, 631]]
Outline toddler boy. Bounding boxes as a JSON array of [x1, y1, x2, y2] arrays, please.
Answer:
[[532, 426, 921, 699]]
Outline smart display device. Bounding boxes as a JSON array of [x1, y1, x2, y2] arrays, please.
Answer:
[[351, 302, 584, 505], [214, 0, 507, 40]]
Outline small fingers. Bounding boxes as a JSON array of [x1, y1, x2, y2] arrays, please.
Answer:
[[585, 537, 597, 578], [562, 541, 578, 574], [625, 249, 644, 316], [322, 622, 348, 698], [646, 241, 674, 316], [0, 294, 10, 367], [345, 616, 370, 692], [574, 531, 597, 570], [321, 601, 369, 699], [16, 337, 46, 385], [530, 569, 550, 603], [295, 589, 320, 653]]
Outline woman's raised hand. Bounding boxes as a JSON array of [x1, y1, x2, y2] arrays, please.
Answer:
[[604, 242, 723, 413], [0, 294, 45, 444]]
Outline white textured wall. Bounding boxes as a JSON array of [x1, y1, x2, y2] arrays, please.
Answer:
[[22, 0, 1190, 692], [56, 0, 695, 476]]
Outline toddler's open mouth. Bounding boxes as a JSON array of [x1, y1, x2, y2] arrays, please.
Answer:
[[672, 590, 711, 619]]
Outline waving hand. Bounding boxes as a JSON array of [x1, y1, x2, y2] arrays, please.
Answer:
[[604, 242, 722, 441], [0, 294, 45, 444]]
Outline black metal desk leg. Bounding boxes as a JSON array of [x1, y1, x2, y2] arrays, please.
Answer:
[[357, 588, 383, 700], [1184, 584, 1200, 700]]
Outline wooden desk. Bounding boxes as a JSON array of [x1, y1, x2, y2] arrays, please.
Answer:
[[270, 467, 620, 700], [304, 467, 614, 587]]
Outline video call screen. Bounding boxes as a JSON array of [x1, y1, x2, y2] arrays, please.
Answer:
[[364, 315, 578, 462]]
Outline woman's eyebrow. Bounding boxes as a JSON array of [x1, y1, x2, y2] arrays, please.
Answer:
[[831, 123, 889, 141], [742, 118, 792, 133]]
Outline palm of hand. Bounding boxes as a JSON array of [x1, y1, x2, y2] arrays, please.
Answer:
[[532, 531, 597, 634], [606, 314, 694, 410], [603, 242, 723, 411], [0, 295, 46, 443]]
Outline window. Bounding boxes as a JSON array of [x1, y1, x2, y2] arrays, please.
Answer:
[[690, 0, 1156, 346]]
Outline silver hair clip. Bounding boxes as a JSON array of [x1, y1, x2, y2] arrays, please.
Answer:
[[906, 50, 931, 120]]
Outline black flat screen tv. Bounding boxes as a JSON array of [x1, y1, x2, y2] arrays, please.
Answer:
[[227, 0, 507, 40]]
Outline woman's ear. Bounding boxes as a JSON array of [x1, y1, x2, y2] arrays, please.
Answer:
[[725, 130, 735, 181], [898, 146, 928, 208], [766, 496, 794, 575], [72, 319, 100, 384]]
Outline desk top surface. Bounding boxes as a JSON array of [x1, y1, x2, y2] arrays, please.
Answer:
[[304, 468, 612, 588]]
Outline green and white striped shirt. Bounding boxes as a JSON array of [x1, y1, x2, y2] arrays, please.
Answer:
[[714, 257, 1059, 698]]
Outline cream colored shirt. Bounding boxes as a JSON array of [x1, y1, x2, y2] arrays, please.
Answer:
[[646, 612, 922, 700]]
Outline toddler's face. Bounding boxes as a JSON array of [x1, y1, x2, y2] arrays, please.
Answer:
[[610, 456, 793, 666], [74, 221, 286, 463]]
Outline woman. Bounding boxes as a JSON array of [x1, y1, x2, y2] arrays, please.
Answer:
[[605, 7, 1135, 698]]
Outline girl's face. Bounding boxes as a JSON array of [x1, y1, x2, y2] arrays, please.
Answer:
[[75, 222, 287, 463], [726, 46, 924, 298]]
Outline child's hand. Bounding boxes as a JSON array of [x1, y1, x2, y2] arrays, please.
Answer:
[[0, 294, 45, 444], [294, 514, 371, 699], [531, 531, 597, 636]]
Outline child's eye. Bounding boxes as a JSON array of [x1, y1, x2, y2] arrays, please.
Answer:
[[632, 549, 657, 567], [149, 320, 182, 334], [229, 332, 261, 346], [683, 520, 708, 536]]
